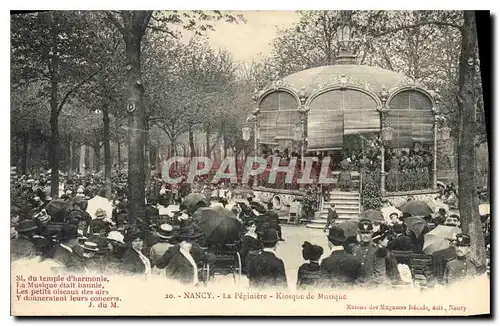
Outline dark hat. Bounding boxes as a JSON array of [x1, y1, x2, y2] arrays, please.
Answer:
[[454, 233, 471, 247], [124, 228, 146, 243], [176, 225, 203, 241], [58, 223, 79, 241], [392, 223, 404, 233], [358, 219, 374, 233], [156, 224, 175, 240], [327, 226, 346, 243], [15, 219, 38, 233], [438, 208, 447, 214], [259, 228, 279, 244], [90, 219, 109, 234], [302, 241, 323, 261]]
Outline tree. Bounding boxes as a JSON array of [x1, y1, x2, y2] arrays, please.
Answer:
[[456, 11, 485, 265], [105, 10, 243, 225], [11, 11, 107, 197]]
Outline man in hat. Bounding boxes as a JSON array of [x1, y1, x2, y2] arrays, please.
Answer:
[[265, 202, 284, 241], [73, 240, 100, 272], [320, 226, 363, 287], [11, 219, 38, 261], [150, 224, 177, 274], [323, 204, 339, 232], [156, 225, 216, 285], [89, 209, 112, 236], [387, 223, 413, 252], [51, 224, 86, 272], [351, 219, 388, 285], [444, 233, 486, 284], [247, 228, 287, 289]]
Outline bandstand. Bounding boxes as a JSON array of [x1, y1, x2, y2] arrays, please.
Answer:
[[242, 14, 451, 222]]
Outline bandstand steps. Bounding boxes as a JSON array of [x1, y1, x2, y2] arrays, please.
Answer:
[[306, 191, 361, 228]]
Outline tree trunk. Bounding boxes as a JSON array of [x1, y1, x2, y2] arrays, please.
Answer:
[[94, 142, 101, 172], [144, 120, 150, 185], [50, 82, 60, 198], [124, 31, 146, 226], [79, 145, 86, 176], [188, 127, 195, 158], [117, 142, 122, 170], [103, 105, 112, 198], [67, 136, 73, 177], [457, 11, 486, 265], [206, 128, 211, 159], [22, 131, 30, 175]]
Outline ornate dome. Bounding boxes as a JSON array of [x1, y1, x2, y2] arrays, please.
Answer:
[[279, 64, 414, 96]]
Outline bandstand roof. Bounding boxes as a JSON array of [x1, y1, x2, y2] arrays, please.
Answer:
[[281, 64, 413, 95], [256, 64, 435, 150]]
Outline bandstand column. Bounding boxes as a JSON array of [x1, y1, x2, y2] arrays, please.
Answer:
[[380, 144, 386, 194], [297, 87, 309, 191], [432, 110, 439, 190], [378, 88, 391, 195]]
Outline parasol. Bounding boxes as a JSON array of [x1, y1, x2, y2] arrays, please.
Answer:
[[86, 195, 113, 220], [479, 204, 490, 216], [193, 206, 242, 245], [337, 219, 360, 238], [180, 193, 211, 214], [423, 225, 461, 254], [404, 216, 428, 238], [45, 200, 68, 222], [360, 209, 384, 222], [399, 200, 433, 217]]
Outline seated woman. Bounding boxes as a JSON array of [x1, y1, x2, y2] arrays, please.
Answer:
[[156, 225, 216, 286], [297, 241, 324, 290]]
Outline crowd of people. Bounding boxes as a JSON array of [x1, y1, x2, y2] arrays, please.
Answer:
[[10, 167, 489, 290]]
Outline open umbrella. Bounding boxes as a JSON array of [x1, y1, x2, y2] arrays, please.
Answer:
[[193, 206, 242, 245], [180, 193, 211, 215], [45, 200, 68, 222], [399, 200, 433, 217], [360, 209, 384, 222], [423, 225, 461, 254], [479, 203, 490, 216], [86, 195, 113, 220], [404, 216, 427, 238], [337, 219, 359, 238]]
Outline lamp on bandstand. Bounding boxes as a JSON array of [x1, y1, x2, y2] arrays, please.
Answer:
[[242, 113, 259, 187], [437, 117, 451, 141]]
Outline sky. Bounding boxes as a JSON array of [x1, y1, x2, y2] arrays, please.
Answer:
[[182, 11, 301, 65]]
